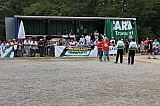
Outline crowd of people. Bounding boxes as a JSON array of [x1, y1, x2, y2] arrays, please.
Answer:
[[0, 29, 160, 61], [0, 36, 53, 57]]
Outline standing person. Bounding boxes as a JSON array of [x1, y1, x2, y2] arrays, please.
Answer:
[[144, 37, 149, 53], [115, 38, 125, 64], [110, 37, 115, 46], [24, 38, 31, 57], [17, 38, 24, 57], [148, 39, 156, 59], [12, 39, 18, 57], [51, 41, 57, 56], [128, 38, 137, 65], [38, 39, 45, 57], [97, 39, 103, 62], [124, 39, 129, 54], [103, 38, 110, 62], [43, 36, 47, 56], [85, 34, 91, 45], [30, 39, 38, 57]]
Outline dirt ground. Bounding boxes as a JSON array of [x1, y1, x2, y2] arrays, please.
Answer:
[[0, 56, 160, 106]]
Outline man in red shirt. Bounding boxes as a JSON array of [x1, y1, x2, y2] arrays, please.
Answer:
[[97, 39, 103, 61], [103, 38, 110, 62]]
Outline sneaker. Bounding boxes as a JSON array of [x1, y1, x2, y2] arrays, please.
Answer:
[[153, 57, 157, 59], [114, 62, 117, 64], [148, 57, 151, 59]]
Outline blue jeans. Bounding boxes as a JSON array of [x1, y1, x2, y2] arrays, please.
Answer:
[[103, 50, 109, 61], [30, 49, 36, 57], [98, 50, 103, 61], [18, 49, 24, 57]]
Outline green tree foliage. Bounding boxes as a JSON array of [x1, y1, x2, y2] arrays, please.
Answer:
[[0, 0, 160, 41]]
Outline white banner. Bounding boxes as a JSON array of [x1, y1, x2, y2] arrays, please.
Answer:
[[0, 46, 14, 58], [55, 46, 98, 57], [55, 46, 117, 57]]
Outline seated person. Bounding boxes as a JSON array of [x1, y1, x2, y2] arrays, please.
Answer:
[[69, 39, 75, 46]]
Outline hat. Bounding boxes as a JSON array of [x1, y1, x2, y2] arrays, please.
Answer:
[[44, 36, 46, 38], [13, 39, 15, 40], [40, 39, 43, 40], [112, 37, 114, 38]]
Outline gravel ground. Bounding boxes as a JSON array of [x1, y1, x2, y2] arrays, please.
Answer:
[[0, 56, 160, 106]]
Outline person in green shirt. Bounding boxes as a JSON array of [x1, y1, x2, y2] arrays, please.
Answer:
[[115, 38, 125, 64], [128, 38, 137, 65]]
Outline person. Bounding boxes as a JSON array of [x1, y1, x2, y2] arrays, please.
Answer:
[[144, 37, 149, 53], [89, 40, 95, 49], [110, 37, 115, 46], [24, 38, 31, 57], [85, 34, 91, 45], [12, 39, 18, 57], [73, 38, 78, 46], [103, 38, 110, 62], [98, 34, 103, 42], [153, 39, 160, 54], [30, 39, 38, 57], [43, 36, 47, 55], [17, 38, 24, 57], [90, 33, 95, 42], [115, 38, 125, 64], [97, 39, 103, 62], [140, 39, 145, 53], [79, 35, 85, 44], [102, 34, 107, 41], [69, 29, 74, 35], [128, 38, 137, 65], [64, 30, 69, 35], [51, 41, 57, 56], [148, 39, 156, 59], [124, 39, 129, 54], [64, 40, 70, 47], [58, 39, 63, 46], [69, 39, 75, 46], [1, 41, 6, 53], [38, 39, 45, 57]]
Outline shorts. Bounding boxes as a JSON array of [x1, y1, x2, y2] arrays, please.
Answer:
[[145, 46, 149, 49], [148, 49, 153, 53]]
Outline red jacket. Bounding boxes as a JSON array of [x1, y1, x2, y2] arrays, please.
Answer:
[[97, 42, 103, 50], [103, 41, 110, 50]]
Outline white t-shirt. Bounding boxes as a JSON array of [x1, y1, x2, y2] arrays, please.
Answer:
[[31, 41, 38, 50], [116, 40, 125, 49], [24, 40, 31, 48], [129, 42, 137, 50], [85, 35, 91, 44], [79, 37, 85, 43]]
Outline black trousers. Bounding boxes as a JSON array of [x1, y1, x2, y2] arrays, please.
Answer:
[[116, 49, 123, 63], [128, 50, 135, 64]]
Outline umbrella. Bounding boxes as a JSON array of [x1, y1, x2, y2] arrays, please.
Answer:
[[18, 20, 25, 39]]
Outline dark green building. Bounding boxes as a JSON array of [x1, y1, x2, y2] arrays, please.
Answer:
[[5, 15, 137, 41]]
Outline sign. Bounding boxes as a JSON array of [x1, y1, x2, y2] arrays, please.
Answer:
[[55, 46, 117, 57], [0, 46, 14, 58], [55, 46, 98, 57], [109, 46, 117, 54], [104, 20, 138, 43]]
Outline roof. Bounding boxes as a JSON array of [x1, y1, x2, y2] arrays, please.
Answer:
[[14, 15, 136, 20]]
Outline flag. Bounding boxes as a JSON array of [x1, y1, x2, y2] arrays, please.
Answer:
[[18, 20, 25, 39]]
